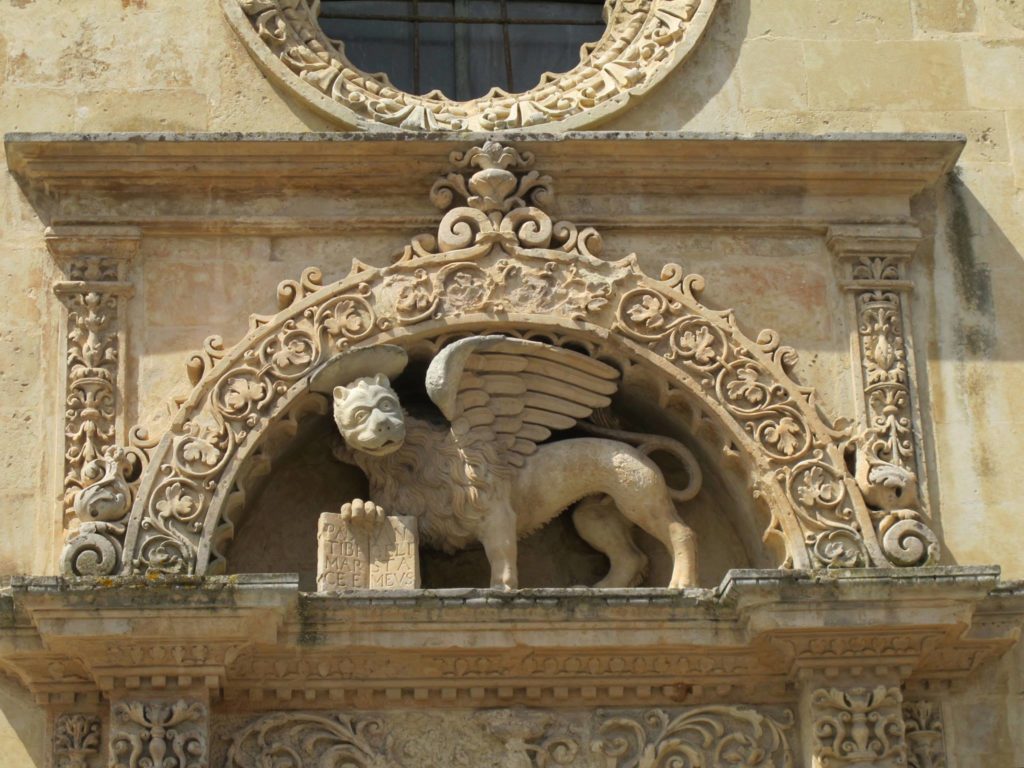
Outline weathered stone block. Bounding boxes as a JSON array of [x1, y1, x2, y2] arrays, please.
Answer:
[[317, 512, 419, 591]]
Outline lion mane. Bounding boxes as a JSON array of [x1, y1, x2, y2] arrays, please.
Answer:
[[336, 415, 514, 553]]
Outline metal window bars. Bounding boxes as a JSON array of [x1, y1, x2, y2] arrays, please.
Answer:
[[319, 0, 604, 97]]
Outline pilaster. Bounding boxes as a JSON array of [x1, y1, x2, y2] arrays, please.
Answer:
[[45, 226, 140, 533], [799, 670, 909, 768], [827, 224, 928, 512], [107, 689, 209, 768]]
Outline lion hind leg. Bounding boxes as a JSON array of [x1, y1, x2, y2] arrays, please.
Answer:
[[573, 496, 648, 588], [604, 475, 698, 590]]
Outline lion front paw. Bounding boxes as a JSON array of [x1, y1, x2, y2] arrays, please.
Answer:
[[339, 499, 387, 529]]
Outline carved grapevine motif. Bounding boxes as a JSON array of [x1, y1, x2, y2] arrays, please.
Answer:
[[594, 706, 794, 767], [226, 0, 714, 131], [64, 140, 939, 577], [811, 687, 906, 768]]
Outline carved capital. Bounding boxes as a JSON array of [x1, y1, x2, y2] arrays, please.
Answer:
[[53, 713, 102, 768], [807, 684, 908, 767], [828, 224, 938, 568], [109, 695, 208, 768], [903, 700, 948, 768]]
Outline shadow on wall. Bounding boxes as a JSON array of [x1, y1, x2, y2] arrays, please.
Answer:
[[911, 170, 1024, 566], [599, 0, 749, 131], [0, 678, 44, 768]]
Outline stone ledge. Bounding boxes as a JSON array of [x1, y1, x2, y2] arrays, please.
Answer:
[[5, 131, 965, 233]]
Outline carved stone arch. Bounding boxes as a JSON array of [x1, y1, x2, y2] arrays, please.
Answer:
[[60, 141, 939, 580]]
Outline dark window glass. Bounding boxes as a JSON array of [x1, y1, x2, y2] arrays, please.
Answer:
[[319, 0, 606, 101]]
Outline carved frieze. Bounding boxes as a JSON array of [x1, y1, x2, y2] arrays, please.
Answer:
[[220, 706, 793, 768], [221, 0, 720, 132]]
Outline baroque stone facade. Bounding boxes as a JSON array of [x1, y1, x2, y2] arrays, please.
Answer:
[[1, 1, 1024, 766]]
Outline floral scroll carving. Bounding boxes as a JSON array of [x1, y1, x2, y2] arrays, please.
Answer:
[[48, 230, 138, 529], [811, 686, 906, 768], [110, 699, 208, 768], [221, 0, 719, 131], [593, 706, 794, 767], [54, 713, 101, 768], [63, 141, 941, 578], [828, 228, 938, 569], [226, 712, 388, 768]]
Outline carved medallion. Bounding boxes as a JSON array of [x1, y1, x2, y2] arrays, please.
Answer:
[[220, 0, 721, 131]]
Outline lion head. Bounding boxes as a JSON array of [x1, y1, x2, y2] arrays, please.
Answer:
[[333, 374, 406, 456]]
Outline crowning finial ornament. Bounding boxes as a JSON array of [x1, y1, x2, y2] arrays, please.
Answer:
[[221, 0, 720, 131], [62, 141, 939, 581]]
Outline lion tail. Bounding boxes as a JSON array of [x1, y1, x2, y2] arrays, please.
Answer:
[[577, 422, 703, 502]]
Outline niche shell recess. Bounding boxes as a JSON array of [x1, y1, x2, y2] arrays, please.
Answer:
[[222, 0, 720, 131]]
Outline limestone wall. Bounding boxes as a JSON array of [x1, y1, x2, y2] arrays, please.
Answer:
[[0, 1, 1022, 765], [1, 0, 1020, 580]]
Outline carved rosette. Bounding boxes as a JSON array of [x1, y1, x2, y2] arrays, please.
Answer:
[[902, 701, 947, 768], [54, 713, 101, 768], [221, 0, 719, 131], [828, 227, 938, 569], [73, 142, 940, 578], [811, 686, 907, 768], [110, 698, 208, 768]]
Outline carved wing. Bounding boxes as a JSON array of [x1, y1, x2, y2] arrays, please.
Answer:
[[425, 336, 620, 467]]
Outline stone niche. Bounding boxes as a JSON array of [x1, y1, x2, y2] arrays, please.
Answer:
[[229, 355, 754, 592], [3, 132, 1022, 768]]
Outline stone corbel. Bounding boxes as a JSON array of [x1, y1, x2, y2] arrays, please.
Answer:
[[827, 225, 937, 562]]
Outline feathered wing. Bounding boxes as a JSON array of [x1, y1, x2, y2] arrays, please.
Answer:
[[425, 336, 620, 468]]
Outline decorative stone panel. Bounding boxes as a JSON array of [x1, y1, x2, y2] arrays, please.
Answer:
[[219, 706, 795, 768], [63, 141, 941, 580], [46, 227, 140, 537], [809, 685, 907, 768], [109, 696, 208, 768]]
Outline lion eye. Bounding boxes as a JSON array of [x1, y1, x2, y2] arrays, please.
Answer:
[[353, 409, 370, 424]]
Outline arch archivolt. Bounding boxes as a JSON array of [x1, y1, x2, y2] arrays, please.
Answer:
[[61, 141, 939, 580]]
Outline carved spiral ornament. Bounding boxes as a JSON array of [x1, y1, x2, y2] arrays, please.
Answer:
[[62, 141, 939, 579], [221, 0, 720, 131]]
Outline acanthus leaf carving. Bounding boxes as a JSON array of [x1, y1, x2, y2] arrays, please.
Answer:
[[593, 706, 795, 768], [225, 712, 390, 768], [54, 713, 101, 768], [902, 701, 947, 768], [110, 698, 208, 768], [811, 686, 906, 768]]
